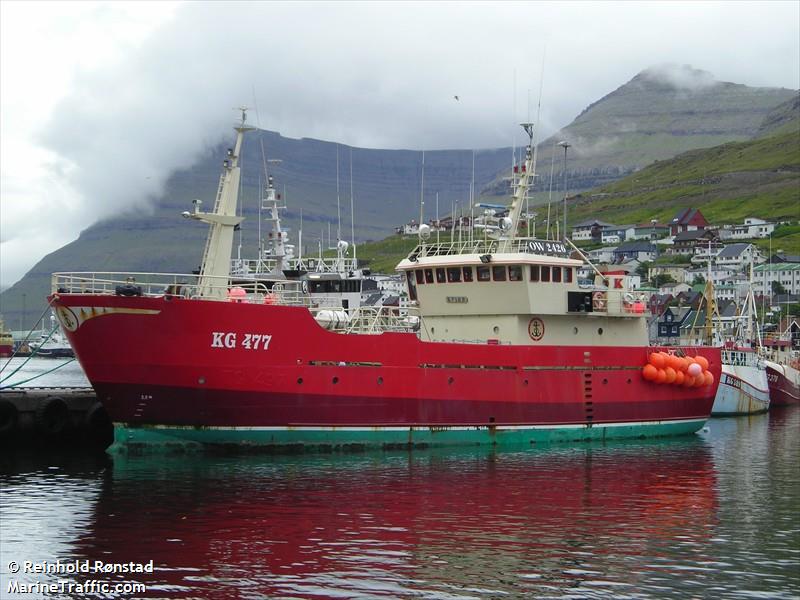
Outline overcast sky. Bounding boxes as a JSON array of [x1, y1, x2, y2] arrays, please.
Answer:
[[1, 0, 798, 288]]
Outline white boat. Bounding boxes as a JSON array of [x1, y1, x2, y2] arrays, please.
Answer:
[[30, 313, 75, 358], [713, 345, 770, 415], [694, 260, 770, 416]]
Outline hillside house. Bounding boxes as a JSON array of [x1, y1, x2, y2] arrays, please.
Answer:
[[655, 306, 696, 344], [713, 243, 765, 270], [612, 241, 658, 263], [649, 263, 689, 284], [770, 253, 800, 264], [753, 262, 800, 296], [631, 222, 670, 240], [571, 219, 616, 242], [587, 246, 616, 263], [719, 218, 776, 240], [669, 207, 708, 236], [669, 229, 719, 257], [659, 282, 692, 295]]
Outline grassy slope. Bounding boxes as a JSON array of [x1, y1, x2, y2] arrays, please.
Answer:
[[568, 129, 800, 252]]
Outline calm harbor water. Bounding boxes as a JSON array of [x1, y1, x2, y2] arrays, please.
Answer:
[[0, 360, 798, 599]]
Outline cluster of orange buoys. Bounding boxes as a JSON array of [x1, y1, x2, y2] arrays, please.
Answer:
[[642, 352, 714, 387]]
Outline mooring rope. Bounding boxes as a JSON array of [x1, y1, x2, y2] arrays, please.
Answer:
[[0, 357, 76, 390], [0, 296, 61, 379]]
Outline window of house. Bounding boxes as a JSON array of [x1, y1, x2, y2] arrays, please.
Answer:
[[492, 266, 507, 281], [436, 268, 446, 283], [462, 266, 474, 282], [477, 266, 491, 281], [508, 265, 522, 281]]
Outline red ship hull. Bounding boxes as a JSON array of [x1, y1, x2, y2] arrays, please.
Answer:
[[766, 362, 800, 407], [50, 293, 720, 448]]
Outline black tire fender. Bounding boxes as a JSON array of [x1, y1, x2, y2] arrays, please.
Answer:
[[0, 399, 19, 439], [35, 396, 70, 436]]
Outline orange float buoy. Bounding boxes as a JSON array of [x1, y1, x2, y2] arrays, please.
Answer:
[[649, 352, 666, 369], [664, 367, 677, 384], [674, 370, 685, 385], [704, 371, 714, 387], [683, 374, 695, 387], [655, 368, 667, 384], [695, 356, 709, 372], [642, 364, 658, 381]]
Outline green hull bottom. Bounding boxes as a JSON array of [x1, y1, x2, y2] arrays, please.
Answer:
[[111, 419, 708, 454]]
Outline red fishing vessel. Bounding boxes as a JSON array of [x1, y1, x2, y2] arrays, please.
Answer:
[[49, 112, 720, 450]]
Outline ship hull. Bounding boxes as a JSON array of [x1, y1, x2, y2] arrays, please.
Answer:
[[711, 363, 770, 416], [51, 294, 720, 450], [765, 361, 800, 407]]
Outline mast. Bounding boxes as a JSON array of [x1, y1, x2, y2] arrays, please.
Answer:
[[190, 107, 254, 298], [502, 122, 536, 252]]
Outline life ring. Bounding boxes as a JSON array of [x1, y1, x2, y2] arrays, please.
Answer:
[[35, 396, 70, 437], [301, 280, 309, 294], [623, 292, 635, 304], [84, 402, 114, 449], [592, 291, 607, 311], [0, 400, 19, 440]]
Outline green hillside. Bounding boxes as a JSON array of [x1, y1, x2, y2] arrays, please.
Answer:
[[567, 128, 800, 250]]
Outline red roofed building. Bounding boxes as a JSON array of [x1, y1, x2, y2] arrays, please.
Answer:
[[669, 208, 708, 236]]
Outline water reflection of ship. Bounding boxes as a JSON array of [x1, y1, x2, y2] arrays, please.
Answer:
[[77, 441, 717, 597]]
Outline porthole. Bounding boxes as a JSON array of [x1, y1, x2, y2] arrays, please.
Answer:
[[448, 377, 454, 385], [603, 379, 608, 385], [573, 327, 579, 335], [332, 377, 339, 384], [493, 326, 500, 334], [297, 377, 303, 384], [377, 377, 383, 385], [598, 328, 604, 335]]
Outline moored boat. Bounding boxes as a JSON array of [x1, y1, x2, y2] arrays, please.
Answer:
[[713, 345, 770, 416], [48, 112, 720, 451], [0, 317, 13, 357], [763, 331, 800, 406]]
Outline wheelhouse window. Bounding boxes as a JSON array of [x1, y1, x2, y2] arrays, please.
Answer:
[[477, 266, 491, 281], [508, 265, 523, 281], [462, 266, 473, 282], [447, 267, 461, 283], [406, 271, 418, 301], [565, 267, 573, 283], [424, 269, 434, 284], [415, 270, 425, 285], [492, 266, 507, 281], [530, 265, 540, 282], [552, 267, 562, 283], [541, 266, 551, 283], [436, 268, 446, 283]]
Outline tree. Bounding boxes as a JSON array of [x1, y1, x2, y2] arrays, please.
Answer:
[[772, 280, 788, 296], [652, 274, 677, 288]]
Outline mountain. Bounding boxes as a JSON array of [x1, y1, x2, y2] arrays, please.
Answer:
[[486, 65, 796, 196], [1, 65, 796, 330], [0, 134, 511, 330], [567, 125, 800, 243]]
